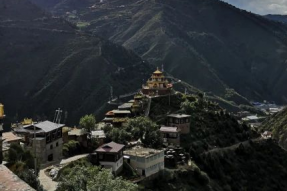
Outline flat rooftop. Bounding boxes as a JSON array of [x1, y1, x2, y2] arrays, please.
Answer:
[[160, 126, 179, 133], [167, 114, 191, 118], [124, 146, 163, 158], [113, 110, 131, 114], [91, 130, 106, 139]]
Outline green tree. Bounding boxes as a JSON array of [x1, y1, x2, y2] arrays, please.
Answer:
[[7, 143, 34, 173], [6, 144, 43, 191], [57, 165, 138, 191], [124, 117, 162, 148], [79, 114, 96, 132]]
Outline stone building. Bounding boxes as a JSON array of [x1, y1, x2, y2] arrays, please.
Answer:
[[13, 120, 65, 164]]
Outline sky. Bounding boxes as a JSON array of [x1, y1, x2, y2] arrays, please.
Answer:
[[221, 0, 287, 15]]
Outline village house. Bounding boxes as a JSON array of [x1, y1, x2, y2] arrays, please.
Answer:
[[91, 130, 106, 145], [167, 114, 191, 134], [124, 146, 164, 178], [103, 110, 131, 127], [160, 126, 180, 146], [68, 127, 88, 147], [13, 120, 65, 164], [93, 141, 125, 175], [2, 132, 22, 157]]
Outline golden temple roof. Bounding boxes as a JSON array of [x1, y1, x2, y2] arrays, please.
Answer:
[[153, 67, 163, 74]]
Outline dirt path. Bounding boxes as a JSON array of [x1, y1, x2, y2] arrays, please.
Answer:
[[39, 154, 89, 191]]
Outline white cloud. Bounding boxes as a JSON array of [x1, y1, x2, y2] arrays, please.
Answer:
[[222, 0, 287, 15]]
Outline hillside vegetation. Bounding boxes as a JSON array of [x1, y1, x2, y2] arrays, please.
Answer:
[[260, 108, 287, 150], [146, 94, 287, 190]]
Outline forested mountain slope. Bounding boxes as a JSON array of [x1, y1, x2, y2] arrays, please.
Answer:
[[31, 0, 287, 104], [0, 0, 152, 124]]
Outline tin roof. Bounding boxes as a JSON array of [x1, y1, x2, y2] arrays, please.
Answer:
[[96, 141, 125, 153], [34, 121, 65, 132]]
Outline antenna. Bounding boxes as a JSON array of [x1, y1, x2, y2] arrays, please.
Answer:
[[54, 108, 63, 124], [162, 64, 164, 72]]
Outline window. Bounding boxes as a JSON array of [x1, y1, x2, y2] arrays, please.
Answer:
[[57, 129, 62, 138], [56, 142, 59, 147], [52, 131, 57, 140], [50, 145, 53, 149], [46, 133, 51, 143], [99, 154, 103, 160]]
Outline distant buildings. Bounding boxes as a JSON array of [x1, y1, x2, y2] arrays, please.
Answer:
[[124, 146, 164, 178], [13, 121, 65, 164], [94, 141, 125, 175]]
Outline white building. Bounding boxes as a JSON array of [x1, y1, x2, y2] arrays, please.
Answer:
[[124, 146, 164, 177]]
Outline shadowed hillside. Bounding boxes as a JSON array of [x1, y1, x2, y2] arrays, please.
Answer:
[[31, 0, 287, 105], [0, 0, 152, 125]]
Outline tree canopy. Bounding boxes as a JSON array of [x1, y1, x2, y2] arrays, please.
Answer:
[[105, 117, 162, 148], [79, 114, 96, 132], [56, 165, 138, 191]]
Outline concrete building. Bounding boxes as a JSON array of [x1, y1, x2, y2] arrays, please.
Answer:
[[13, 121, 65, 164], [160, 126, 180, 146], [94, 141, 125, 175], [167, 114, 191, 134], [124, 146, 164, 178]]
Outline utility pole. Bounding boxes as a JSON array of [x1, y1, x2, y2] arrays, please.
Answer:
[[54, 108, 63, 124], [33, 122, 37, 174]]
